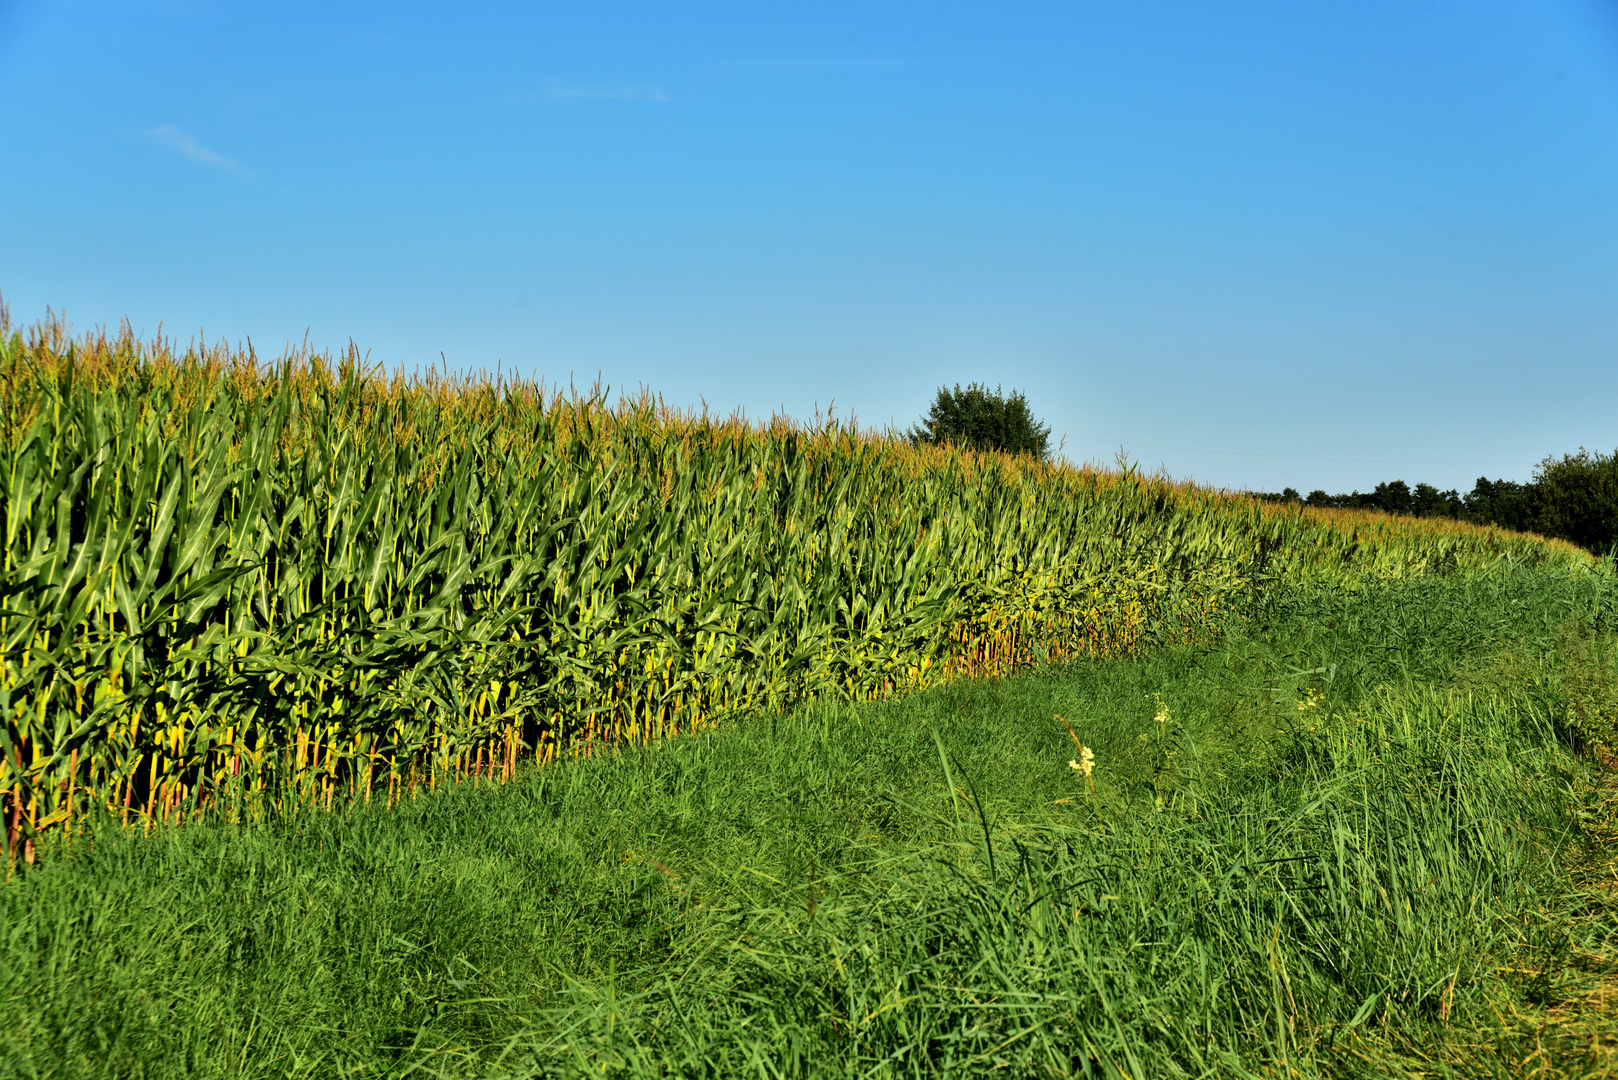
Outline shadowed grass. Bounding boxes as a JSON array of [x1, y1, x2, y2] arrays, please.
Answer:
[[3, 565, 1617, 1077]]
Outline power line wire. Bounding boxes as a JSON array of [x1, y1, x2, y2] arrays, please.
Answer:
[[1061, 434, 1531, 469]]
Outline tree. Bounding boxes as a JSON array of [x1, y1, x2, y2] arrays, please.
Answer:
[[1465, 477, 1538, 533], [1533, 448, 1618, 554], [910, 383, 1052, 460], [1410, 483, 1462, 519], [1252, 488, 1302, 505], [1370, 480, 1413, 516]]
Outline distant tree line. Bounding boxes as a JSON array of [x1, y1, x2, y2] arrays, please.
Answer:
[[1254, 448, 1618, 555]]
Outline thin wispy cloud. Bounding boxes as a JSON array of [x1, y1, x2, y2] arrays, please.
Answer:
[[532, 82, 671, 103], [143, 125, 248, 173], [735, 58, 909, 74]]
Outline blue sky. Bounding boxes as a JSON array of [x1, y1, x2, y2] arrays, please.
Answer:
[[2, 1, 1615, 494]]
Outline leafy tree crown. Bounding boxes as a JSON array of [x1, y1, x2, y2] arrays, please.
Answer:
[[1534, 448, 1618, 555], [909, 383, 1051, 460]]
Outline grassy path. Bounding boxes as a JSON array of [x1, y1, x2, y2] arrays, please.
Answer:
[[4, 567, 1617, 1077]]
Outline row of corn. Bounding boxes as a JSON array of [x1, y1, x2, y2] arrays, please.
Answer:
[[0, 314, 1591, 856]]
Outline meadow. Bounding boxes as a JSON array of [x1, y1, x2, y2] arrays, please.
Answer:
[[4, 567, 1618, 1077], [3, 314, 1617, 1077]]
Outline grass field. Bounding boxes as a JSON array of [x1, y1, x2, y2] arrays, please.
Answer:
[[6, 563, 1618, 1077]]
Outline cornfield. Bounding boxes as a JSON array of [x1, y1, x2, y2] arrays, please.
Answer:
[[0, 313, 1590, 854]]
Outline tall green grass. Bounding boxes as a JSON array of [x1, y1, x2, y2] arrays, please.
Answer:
[[3, 565, 1614, 1077], [0, 313, 1590, 850]]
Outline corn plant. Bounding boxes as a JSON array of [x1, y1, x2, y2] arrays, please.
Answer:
[[0, 313, 1592, 855]]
